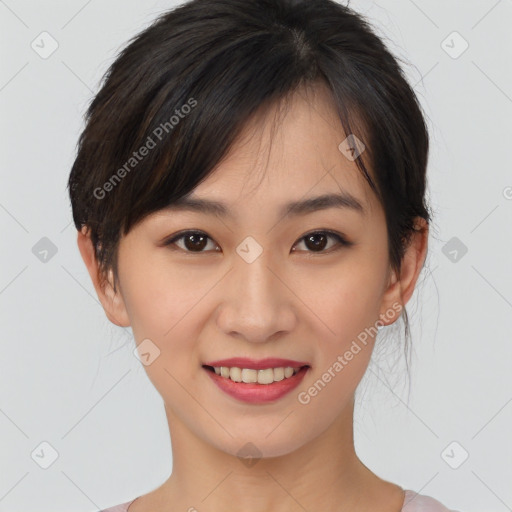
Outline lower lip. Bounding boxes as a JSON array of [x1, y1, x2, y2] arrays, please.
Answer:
[[203, 366, 310, 404]]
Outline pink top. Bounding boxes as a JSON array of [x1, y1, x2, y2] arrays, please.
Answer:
[[100, 489, 461, 511]]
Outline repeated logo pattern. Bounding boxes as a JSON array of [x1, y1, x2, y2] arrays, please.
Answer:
[[1, 1, 510, 509]]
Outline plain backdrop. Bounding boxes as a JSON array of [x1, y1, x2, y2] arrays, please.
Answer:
[[1, 1, 511, 511]]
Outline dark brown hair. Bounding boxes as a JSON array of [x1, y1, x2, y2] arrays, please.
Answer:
[[67, 0, 432, 361]]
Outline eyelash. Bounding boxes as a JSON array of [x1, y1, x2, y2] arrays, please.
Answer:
[[162, 229, 353, 255]]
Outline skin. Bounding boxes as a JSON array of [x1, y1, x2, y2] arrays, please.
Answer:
[[78, 82, 428, 512]]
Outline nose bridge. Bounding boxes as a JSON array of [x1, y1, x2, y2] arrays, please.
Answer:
[[216, 239, 296, 342]]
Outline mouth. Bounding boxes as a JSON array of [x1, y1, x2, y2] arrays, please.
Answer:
[[202, 363, 311, 403], [202, 364, 310, 385]]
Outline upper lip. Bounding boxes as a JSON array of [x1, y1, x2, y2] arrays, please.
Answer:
[[203, 357, 310, 370]]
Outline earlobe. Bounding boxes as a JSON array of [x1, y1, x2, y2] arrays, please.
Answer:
[[76, 227, 131, 328], [378, 268, 402, 327], [378, 217, 429, 327]]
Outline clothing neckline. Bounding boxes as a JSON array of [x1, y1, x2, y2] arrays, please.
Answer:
[[126, 487, 409, 511]]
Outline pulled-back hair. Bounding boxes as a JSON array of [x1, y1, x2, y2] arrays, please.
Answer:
[[67, 0, 432, 358]]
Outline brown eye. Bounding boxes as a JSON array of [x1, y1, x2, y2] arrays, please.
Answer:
[[163, 229, 351, 254], [165, 231, 219, 252], [292, 230, 351, 253]]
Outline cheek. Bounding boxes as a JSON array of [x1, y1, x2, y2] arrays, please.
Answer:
[[118, 251, 213, 339], [297, 258, 386, 397], [297, 257, 386, 336], [117, 255, 216, 395], [119, 262, 207, 396], [296, 272, 380, 411]]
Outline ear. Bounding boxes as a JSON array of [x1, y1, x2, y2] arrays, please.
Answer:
[[378, 217, 429, 326], [76, 226, 131, 327]]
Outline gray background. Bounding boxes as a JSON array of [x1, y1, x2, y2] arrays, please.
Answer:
[[1, 0, 511, 510]]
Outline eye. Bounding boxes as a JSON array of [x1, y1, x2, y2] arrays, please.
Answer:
[[163, 229, 352, 254], [292, 230, 352, 254], [163, 230, 220, 253]]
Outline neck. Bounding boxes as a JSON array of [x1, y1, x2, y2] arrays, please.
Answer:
[[149, 398, 404, 512]]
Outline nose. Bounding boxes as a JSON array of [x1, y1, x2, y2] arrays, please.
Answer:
[[215, 249, 297, 344]]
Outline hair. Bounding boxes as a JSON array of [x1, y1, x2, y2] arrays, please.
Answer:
[[67, 0, 433, 376]]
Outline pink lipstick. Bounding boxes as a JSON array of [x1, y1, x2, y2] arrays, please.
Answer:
[[202, 357, 310, 404]]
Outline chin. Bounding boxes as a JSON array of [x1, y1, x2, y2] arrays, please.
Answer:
[[205, 423, 317, 461]]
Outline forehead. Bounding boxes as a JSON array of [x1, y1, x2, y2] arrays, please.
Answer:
[[186, 84, 375, 217]]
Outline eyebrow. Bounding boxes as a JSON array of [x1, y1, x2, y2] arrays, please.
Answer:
[[166, 191, 366, 219]]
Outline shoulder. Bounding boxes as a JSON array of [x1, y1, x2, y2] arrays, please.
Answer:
[[402, 490, 462, 512], [100, 499, 137, 512]]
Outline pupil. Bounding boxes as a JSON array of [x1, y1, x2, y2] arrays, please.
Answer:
[[183, 233, 328, 252], [306, 233, 327, 251], [186, 233, 207, 251]]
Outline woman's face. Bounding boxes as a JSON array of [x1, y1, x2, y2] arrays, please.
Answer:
[[85, 85, 415, 459]]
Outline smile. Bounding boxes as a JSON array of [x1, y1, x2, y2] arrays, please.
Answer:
[[204, 365, 305, 384], [202, 364, 310, 404]]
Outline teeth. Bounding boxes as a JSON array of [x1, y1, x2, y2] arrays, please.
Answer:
[[212, 366, 302, 384]]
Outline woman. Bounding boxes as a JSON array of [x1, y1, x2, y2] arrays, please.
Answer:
[[68, 0, 461, 510]]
